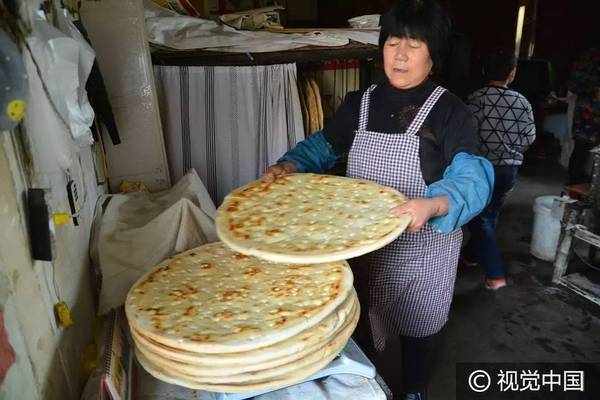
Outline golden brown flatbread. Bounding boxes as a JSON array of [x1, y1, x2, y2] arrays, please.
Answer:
[[125, 241, 353, 353], [216, 173, 411, 264]]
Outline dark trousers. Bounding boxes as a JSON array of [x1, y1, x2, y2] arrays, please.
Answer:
[[350, 261, 437, 397], [568, 139, 594, 184], [401, 334, 436, 394], [466, 165, 519, 280]]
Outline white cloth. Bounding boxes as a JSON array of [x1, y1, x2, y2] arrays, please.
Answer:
[[90, 170, 218, 315], [144, 0, 378, 52], [155, 63, 304, 205], [543, 93, 577, 169]]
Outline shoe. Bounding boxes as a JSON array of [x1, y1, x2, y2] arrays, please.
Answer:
[[485, 278, 507, 290], [404, 393, 425, 400]]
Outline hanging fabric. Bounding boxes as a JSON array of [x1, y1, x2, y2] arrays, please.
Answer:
[[155, 63, 304, 205]]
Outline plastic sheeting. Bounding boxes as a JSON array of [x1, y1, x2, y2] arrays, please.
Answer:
[[28, 10, 95, 145], [144, 0, 379, 52], [90, 169, 218, 315]]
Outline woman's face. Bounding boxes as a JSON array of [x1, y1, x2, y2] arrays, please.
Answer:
[[383, 36, 433, 89]]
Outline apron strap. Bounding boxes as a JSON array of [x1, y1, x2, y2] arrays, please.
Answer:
[[405, 86, 446, 136], [357, 84, 378, 131]]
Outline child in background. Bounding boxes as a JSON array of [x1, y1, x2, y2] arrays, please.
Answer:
[[465, 48, 536, 290]]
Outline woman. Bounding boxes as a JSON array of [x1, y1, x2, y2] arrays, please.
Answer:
[[263, 1, 493, 398], [567, 45, 600, 185]]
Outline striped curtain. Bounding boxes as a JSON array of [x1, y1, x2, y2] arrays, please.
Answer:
[[155, 63, 304, 205]]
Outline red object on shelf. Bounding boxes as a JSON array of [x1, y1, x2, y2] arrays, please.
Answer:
[[0, 310, 15, 384]]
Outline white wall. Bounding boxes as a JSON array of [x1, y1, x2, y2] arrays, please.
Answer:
[[0, 2, 106, 399], [0, 129, 105, 400]]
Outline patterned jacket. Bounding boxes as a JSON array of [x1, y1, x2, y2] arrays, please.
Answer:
[[467, 86, 536, 166]]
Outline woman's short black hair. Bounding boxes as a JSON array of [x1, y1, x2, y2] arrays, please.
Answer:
[[379, 0, 452, 73], [482, 48, 517, 81]]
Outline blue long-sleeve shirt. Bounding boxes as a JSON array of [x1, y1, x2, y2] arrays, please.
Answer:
[[279, 131, 494, 233]]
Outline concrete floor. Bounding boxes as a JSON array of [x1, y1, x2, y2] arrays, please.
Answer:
[[371, 152, 600, 399], [429, 154, 600, 399]]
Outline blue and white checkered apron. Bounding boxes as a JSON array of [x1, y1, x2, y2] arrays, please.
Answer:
[[347, 84, 463, 350]]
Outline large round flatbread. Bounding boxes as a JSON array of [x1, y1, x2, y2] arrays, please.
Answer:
[[135, 299, 358, 381], [125, 241, 353, 353], [135, 307, 357, 392], [129, 289, 357, 368], [216, 173, 411, 264]]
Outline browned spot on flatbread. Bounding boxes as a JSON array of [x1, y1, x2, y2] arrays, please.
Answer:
[[236, 326, 260, 334], [187, 334, 212, 342], [142, 307, 167, 316], [140, 265, 171, 287], [244, 267, 261, 276], [226, 200, 240, 213], [328, 266, 344, 276], [151, 316, 163, 330], [199, 263, 212, 269], [220, 291, 242, 302], [269, 307, 289, 315], [168, 284, 198, 299], [326, 283, 342, 300], [343, 240, 358, 249], [274, 316, 287, 327], [214, 310, 235, 320], [183, 284, 198, 295], [265, 228, 282, 237], [299, 306, 322, 317], [232, 254, 250, 260], [183, 306, 197, 317]]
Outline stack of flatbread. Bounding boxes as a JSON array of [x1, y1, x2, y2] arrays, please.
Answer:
[[127, 173, 410, 393], [126, 242, 359, 392]]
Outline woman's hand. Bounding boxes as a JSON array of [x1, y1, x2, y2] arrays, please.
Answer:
[[392, 196, 449, 232], [262, 161, 297, 182]]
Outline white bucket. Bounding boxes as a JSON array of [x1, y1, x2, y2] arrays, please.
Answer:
[[530, 195, 564, 261]]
